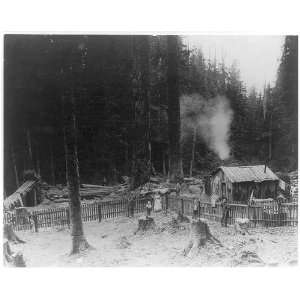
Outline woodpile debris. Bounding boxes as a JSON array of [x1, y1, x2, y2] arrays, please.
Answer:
[[233, 250, 265, 266], [40, 182, 129, 203], [289, 171, 298, 202], [7, 175, 207, 212]]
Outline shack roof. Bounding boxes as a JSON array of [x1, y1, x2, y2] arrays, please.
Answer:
[[4, 180, 37, 210], [213, 165, 279, 183]]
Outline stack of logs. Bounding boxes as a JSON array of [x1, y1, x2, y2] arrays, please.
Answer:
[[43, 183, 129, 203], [289, 171, 298, 202]]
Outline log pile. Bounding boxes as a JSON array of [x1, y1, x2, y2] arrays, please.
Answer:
[[42, 182, 129, 203], [289, 171, 298, 202], [37, 176, 207, 207]]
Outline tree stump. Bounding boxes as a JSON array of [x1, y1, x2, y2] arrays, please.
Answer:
[[183, 218, 223, 258], [176, 211, 190, 223], [3, 240, 26, 267], [136, 217, 155, 233], [4, 224, 25, 244], [234, 218, 250, 235]]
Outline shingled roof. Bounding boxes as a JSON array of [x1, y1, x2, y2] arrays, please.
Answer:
[[4, 180, 37, 210], [213, 165, 279, 183]]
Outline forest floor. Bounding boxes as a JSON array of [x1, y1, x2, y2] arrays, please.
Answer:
[[12, 211, 298, 267]]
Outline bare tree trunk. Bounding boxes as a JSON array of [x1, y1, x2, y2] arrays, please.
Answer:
[[26, 129, 33, 170], [11, 145, 19, 188], [129, 36, 140, 190], [189, 126, 197, 177], [167, 35, 183, 182], [162, 153, 166, 177], [63, 40, 92, 255], [63, 91, 91, 255], [36, 144, 41, 178], [140, 36, 151, 178], [50, 143, 56, 185], [269, 111, 272, 162], [33, 189, 38, 206], [124, 142, 129, 175]]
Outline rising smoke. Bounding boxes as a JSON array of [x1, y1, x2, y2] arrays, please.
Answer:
[[180, 94, 233, 160]]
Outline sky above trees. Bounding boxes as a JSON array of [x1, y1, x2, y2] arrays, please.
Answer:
[[184, 35, 284, 92]]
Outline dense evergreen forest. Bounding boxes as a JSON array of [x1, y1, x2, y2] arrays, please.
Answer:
[[4, 35, 298, 196]]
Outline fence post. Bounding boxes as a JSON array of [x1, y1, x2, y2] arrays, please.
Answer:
[[247, 204, 249, 220], [32, 214, 38, 233], [98, 203, 102, 222], [66, 208, 70, 228], [165, 194, 169, 213], [181, 198, 184, 215]]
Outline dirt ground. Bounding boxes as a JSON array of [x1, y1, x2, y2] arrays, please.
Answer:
[[10, 211, 298, 267]]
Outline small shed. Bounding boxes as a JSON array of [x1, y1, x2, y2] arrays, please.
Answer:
[[4, 179, 40, 210], [211, 165, 279, 203]]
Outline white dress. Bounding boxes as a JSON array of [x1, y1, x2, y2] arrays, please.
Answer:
[[153, 194, 162, 212]]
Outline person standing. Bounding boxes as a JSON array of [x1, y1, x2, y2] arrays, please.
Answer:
[[146, 200, 152, 218], [220, 196, 230, 227], [175, 181, 181, 198], [198, 186, 206, 216], [127, 191, 137, 218], [193, 198, 199, 218]]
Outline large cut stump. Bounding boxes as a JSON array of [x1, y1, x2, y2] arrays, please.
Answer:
[[176, 211, 190, 223], [3, 239, 26, 267], [4, 224, 25, 244], [234, 218, 250, 235], [135, 217, 155, 233], [183, 218, 223, 258]]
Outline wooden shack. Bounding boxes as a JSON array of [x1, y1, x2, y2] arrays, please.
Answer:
[[210, 165, 279, 203], [4, 179, 40, 210]]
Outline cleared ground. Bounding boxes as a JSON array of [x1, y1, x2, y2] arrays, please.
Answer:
[[11, 212, 298, 267]]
